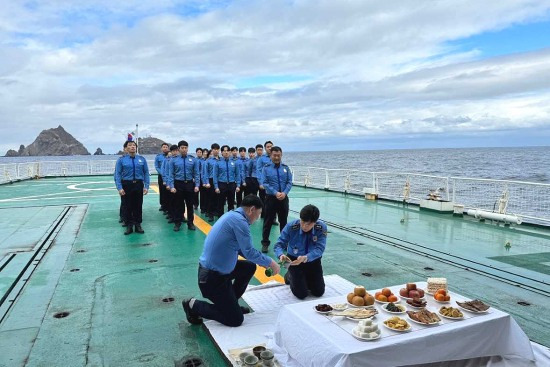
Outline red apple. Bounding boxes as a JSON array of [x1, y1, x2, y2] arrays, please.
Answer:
[[399, 288, 409, 297], [417, 289, 425, 298], [408, 290, 420, 298], [406, 283, 417, 291]]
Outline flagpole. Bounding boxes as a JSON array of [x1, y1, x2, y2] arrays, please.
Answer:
[[135, 124, 139, 154]]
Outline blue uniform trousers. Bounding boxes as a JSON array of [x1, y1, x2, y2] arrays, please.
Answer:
[[193, 260, 256, 327]]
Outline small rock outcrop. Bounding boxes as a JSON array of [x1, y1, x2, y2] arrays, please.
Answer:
[[94, 148, 105, 155], [136, 137, 169, 155], [4, 126, 90, 156]]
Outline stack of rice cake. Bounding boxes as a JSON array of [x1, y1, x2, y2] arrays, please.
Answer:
[[427, 277, 447, 294]]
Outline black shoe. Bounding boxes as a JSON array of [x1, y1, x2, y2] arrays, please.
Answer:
[[187, 224, 196, 231], [173, 224, 181, 232], [118, 218, 123, 223], [182, 299, 203, 325], [135, 225, 144, 234], [200, 209, 206, 214], [284, 271, 291, 285], [208, 216, 214, 222], [158, 207, 164, 211], [121, 222, 128, 227], [261, 244, 269, 253], [124, 226, 133, 235], [240, 306, 251, 314], [182, 218, 187, 223], [168, 219, 174, 224], [273, 221, 279, 226]]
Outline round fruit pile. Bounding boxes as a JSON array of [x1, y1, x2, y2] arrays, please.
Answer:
[[374, 288, 398, 303], [347, 286, 375, 307], [399, 283, 425, 299], [434, 289, 451, 302]]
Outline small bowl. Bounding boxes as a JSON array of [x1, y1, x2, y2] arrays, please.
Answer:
[[239, 351, 252, 362], [244, 355, 259, 366], [253, 345, 266, 358], [260, 349, 274, 360]]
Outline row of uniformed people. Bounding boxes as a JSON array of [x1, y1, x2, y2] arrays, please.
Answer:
[[152, 141, 292, 249]]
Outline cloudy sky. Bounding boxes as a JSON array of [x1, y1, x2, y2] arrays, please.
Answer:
[[1, 0, 550, 153]]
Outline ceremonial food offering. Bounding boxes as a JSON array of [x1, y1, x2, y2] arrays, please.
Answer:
[[456, 299, 490, 313], [406, 309, 441, 325], [427, 277, 447, 294], [383, 316, 411, 331], [352, 319, 381, 340], [439, 306, 464, 319]]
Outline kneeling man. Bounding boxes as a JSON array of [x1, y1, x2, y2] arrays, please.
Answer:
[[183, 195, 280, 326], [274, 204, 327, 299]]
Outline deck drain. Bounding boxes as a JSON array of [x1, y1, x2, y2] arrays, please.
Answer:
[[179, 357, 203, 367], [162, 297, 175, 303], [361, 272, 372, 277], [423, 267, 434, 271], [148, 259, 158, 263], [76, 249, 86, 253], [356, 242, 365, 246], [53, 312, 70, 319], [517, 301, 531, 306], [142, 243, 153, 247], [70, 268, 80, 272]]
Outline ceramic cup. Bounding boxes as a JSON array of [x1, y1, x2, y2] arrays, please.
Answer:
[[252, 346, 266, 358], [239, 352, 252, 363], [243, 354, 259, 366]]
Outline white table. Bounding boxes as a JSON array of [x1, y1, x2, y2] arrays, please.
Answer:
[[273, 282, 534, 367]]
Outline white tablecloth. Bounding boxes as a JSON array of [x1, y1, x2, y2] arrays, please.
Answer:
[[273, 282, 534, 367]]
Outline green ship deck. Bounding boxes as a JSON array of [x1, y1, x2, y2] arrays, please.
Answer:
[[0, 176, 549, 366]]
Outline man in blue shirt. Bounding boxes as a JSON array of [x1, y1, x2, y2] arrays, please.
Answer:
[[114, 140, 150, 235], [274, 205, 327, 299], [168, 140, 200, 231], [257, 141, 273, 218], [154, 143, 170, 213], [213, 145, 241, 217], [243, 147, 258, 197], [235, 147, 248, 207], [194, 148, 203, 211], [202, 143, 220, 222], [162, 145, 179, 223], [260, 146, 292, 252], [182, 195, 280, 327]]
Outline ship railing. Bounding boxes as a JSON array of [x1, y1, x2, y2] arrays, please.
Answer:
[[1, 161, 549, 225], [291, 166, 550, 226]]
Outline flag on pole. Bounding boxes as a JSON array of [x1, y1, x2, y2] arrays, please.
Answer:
[[127, 132, 134, 141]]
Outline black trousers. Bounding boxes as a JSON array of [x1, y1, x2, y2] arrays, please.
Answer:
[[199, 185, 208, 212], [119, 195, 125, 222], [244, 177, 259, 197], [236, 184, 245, 207], [193, 261, 256, 327], [158, 175, 167, 209], [121, 180, 144, 225], [217, 182, 236, 216], [286, 256, 325, 300], [174, 180, 195, 226], [167, 189, 176, 219], [262, 195, 288, 245], [206, 178, 216, 218], [258, 187, 266, 218]]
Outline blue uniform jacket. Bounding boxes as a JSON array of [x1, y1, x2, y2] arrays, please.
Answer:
[[235, 157, 247, 183], [256, 154, 272, 185], [213, 158, 241, 189], [202, 157, 218, 185], [274, 219, 328, 262], [199, 208, 272, 274], [154, 153, 167, 176], [114, 154, 150, 190], [260, 162, 292, 196], [161, 156, 173, 183], [167, 155, 200, 189], [244, 157, 258, 178]]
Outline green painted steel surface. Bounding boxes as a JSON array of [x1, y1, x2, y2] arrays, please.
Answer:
[[0, 176, 548, 366]]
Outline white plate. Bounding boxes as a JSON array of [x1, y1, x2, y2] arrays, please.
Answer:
[[400, 295, 427, 301], [424, 288, 434, 296], [382, 304, 406, 314], [438, 311, 464, 320], [346, 302, 374, 309], [331, 304, 348, 311], [346, 315, 375, 321], [382, 321, 411, 332], [374, 295, 401, 304], [352, 330, 381, 341], [456, 302, 490, 314], [405, 301, 427, 309], [313, 306, 332, 314], [433, 298, 451, 304], [406, 314, 441, 326]]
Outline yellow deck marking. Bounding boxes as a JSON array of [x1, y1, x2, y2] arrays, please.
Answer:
[[193, 214, 284, 284], [150, 184, 160, 194]]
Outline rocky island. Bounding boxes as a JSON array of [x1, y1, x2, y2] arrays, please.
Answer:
[[5, 126, 90, 156]]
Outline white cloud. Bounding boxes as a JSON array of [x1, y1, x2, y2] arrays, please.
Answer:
[[1, 0, 550, 154]]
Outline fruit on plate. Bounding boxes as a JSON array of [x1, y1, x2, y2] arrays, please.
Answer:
[[315, 304, 333, 312], [375, 294, 388, 302], [434, 289, 451, 302], [352, 296, 365, 306], [406, 297, 427, 308], [364, 294, 375, 306], [347, 293, 355, 303], [375, 288, 397, 302], [354, 286, 367, 297], [381, 288, 392, 297], [399, 283, 425, 298]]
